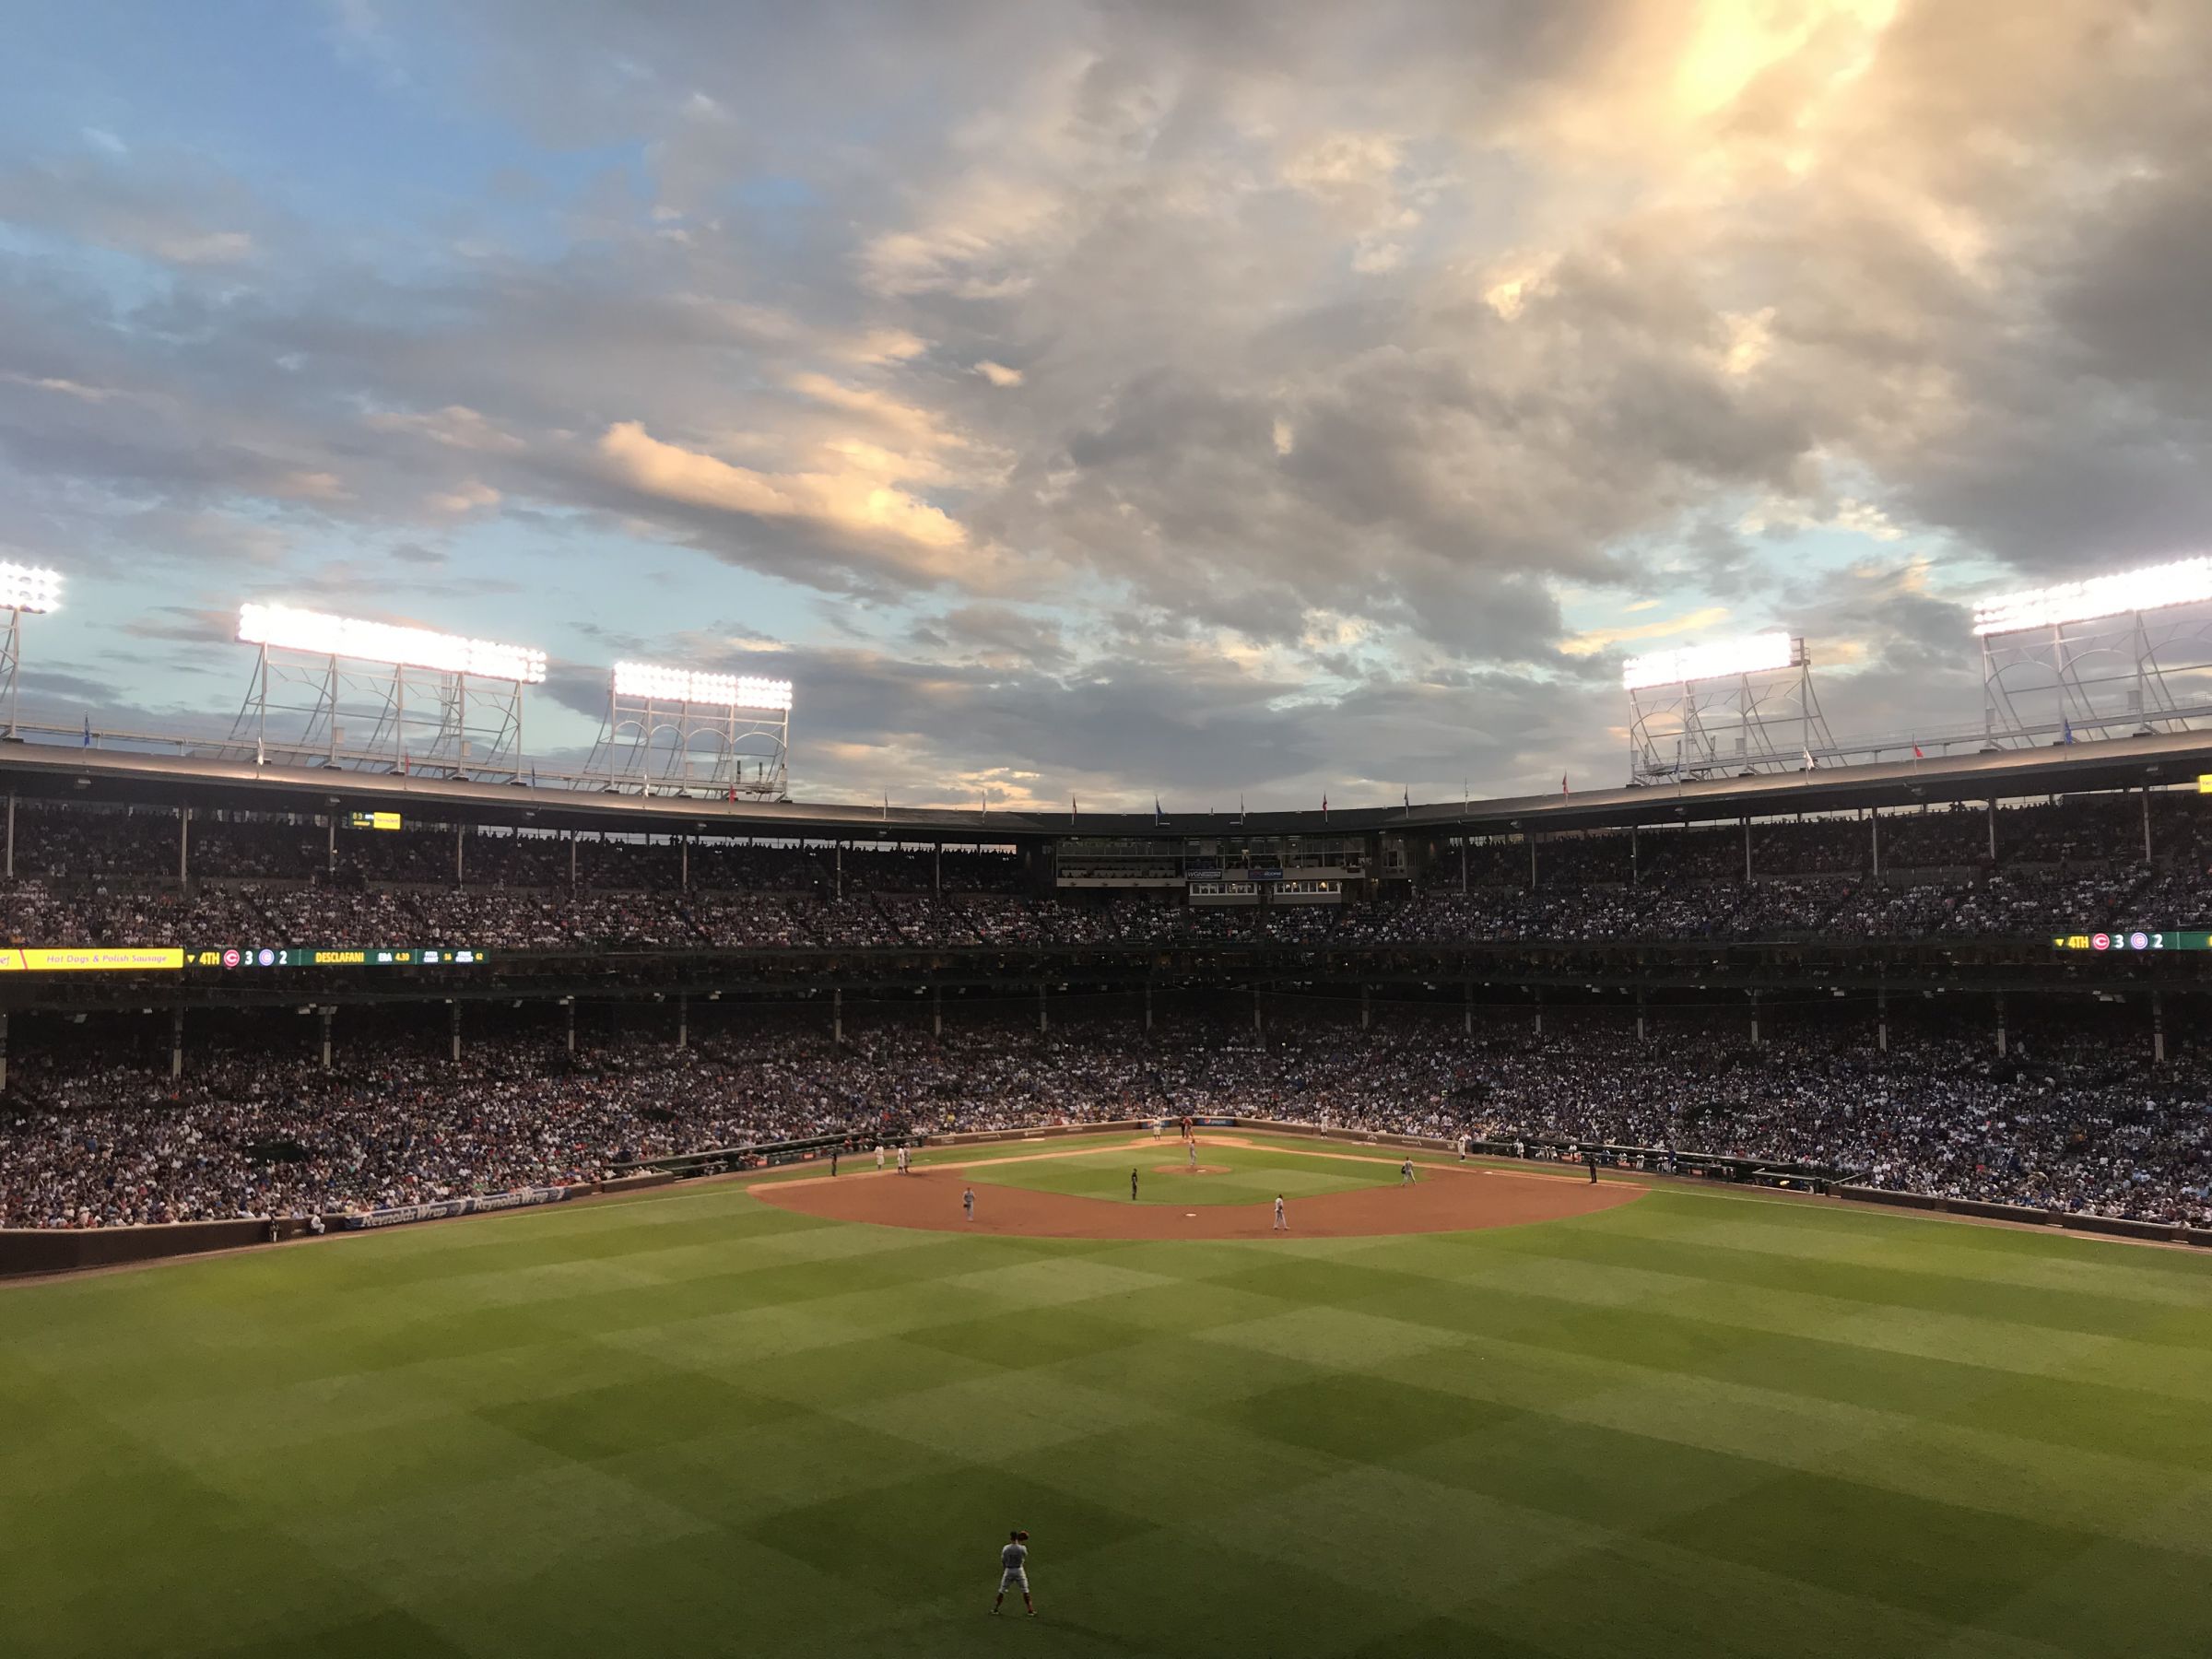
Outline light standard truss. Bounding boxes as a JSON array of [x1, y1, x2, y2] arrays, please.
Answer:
[[585, 662, 792, 799], [0, 563, 63, 741], [1624, 633, 1836, 784], [227, 603, 545, 780], [1975, 558, 2212, 747]]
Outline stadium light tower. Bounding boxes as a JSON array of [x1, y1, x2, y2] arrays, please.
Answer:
[[585, 662, 793, 799], [1623, 631, 1835, 785], [0, 562, 63, 741], [228, 602, 547, 780], [1974, 557, 2212, 747]]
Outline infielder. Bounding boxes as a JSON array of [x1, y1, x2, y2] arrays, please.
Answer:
[[1273, 1194, 1288, 1231], [962, 1184, 976, 1221], [993, 1529, 1034, 1618], [896, 1146, 910, 1175], [1457, 1134, 1469, 1162], [876, 1144, 885, 1171], [1400, 1158, 1417, 1186]]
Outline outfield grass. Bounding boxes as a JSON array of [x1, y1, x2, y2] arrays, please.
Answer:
[[6, 1139, 2212, 1657], [969, 1140, 1401, 1206]]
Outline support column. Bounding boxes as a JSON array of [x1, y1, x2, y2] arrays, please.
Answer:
[[1360, 983, 1371, 1030], [1142, 982, 1152, 1033], [171, 1008, 184, 1080], [0, 1009, 10, 1093], [1635, 983, 1647, 1043], [326, 812, 336, 875], [565, 998, 576, 1054], [1749, 988, 1760, 1048], [1458, 838, 1467, 896], [1630, 823, 1639, 887], [5, 791, 12, 879], [1528, 833, 1537, 891], [835, 842, 844, 901], [1994, 994, 2007, 1058], [1534, 988, 1544, 1038], [932, 983, 943, 1038], [454, 825, 465, 886], [934, 841, 942, 896], [1253, 983, 1263, 1038], [1986, 799, 1997, 862], [1464, 979, 1474, 1036], [1037, 982, 1048, 1035], [569, 831, 578, 888], [1877, 982, 1889, 1053], [2153, 991, 2166, 1065], [319, 1006, 333, 1071], [1743, 817, 1752, 882], [449, 1001, 462, 1063], [1870, 807, 1881, 879], [179, 806, 190, 887], [680, 836, 689, 891], [2143, 789, 2154, 863], [833, 986, 844, 1045], [677, 994, 688, 1051]]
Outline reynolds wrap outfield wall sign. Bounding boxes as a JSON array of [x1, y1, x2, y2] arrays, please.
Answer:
[[190, 946, 492, 969], [340, 1185, 570, 1230]]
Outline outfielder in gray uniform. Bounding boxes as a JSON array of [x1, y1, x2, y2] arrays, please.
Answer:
[[993, 1530, 1035, 1617]]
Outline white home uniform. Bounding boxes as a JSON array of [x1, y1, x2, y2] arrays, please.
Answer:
[[999, 1540, 1029, 1597], [1457, 1135, 1469, 1161], [897, 1147, 909, 1174], [876, 1146, 885, 1171]]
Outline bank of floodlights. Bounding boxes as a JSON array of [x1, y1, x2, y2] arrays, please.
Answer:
[[1972, 557, 2212, 638], [1621, 631, 1797, 690], [237, 603, 547, 684], [0, 562, 62, 738], [1975, 557, 2212, 747], [0, 563, 63, 615], [593, 661, 793, 799], [1623, 631, 1830, 784], [611, 661, 794, 710], [230, 602, 545, 778]]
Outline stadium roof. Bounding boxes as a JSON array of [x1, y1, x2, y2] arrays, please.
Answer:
[[0, 728, 2206, 842]]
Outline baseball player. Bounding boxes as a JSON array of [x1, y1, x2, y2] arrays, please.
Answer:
[[1152, 1119, 1162, 1141], [993, 1529, 1034, 1618], [1186, 1140, 1198, 1172], [1588, 1148, 1601, 1184], [830, 1147, 840, 1177], [962, 1184, 976, 1221], [1273, 1194, 1288, 1231], [1400, 1158, 1417, 1186], [1130, 1169, 1139, 1201], [1457, 1134, 1469, 1162], [876, 1144, 885, 1172], [897, 1146, 910, 1175]]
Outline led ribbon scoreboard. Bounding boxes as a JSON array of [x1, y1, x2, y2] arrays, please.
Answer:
[[2053, 931, 2212, 953], [192, 946, 490, 968]]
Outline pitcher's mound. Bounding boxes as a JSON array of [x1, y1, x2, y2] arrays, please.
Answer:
[[755, 1163, 1640, 1240], [1153, 1163, 1231, 1175]]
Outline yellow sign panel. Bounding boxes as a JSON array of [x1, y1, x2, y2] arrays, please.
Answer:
[[347, 811, 403, 831], [2199, 775, 2212, 794], [0, 947, 185, 972]]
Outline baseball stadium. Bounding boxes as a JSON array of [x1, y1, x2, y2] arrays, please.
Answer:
[[8, 5, 2212, 1653], [4, 557, 2212, 1658]]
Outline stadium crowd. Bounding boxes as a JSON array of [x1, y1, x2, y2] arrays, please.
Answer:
[[3, 1010, 2206, 1231], [2, 793, 2207, 952]]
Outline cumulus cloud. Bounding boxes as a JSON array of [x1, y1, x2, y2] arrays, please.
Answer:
[[2, 0, 2209, 804]]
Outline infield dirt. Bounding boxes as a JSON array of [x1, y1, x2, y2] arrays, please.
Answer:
[[754, 1155, 1641, 1239]]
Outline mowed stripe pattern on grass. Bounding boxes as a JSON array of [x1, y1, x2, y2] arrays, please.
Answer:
[[3, 1159, 2211, 1657]]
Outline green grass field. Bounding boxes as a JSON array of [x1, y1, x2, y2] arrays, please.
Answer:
[[973, 1140, 1400, 1206], [6, 1135, 2212, 1658]]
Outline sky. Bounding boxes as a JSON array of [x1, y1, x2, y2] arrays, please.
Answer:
[[0, 0, 2206, 810]]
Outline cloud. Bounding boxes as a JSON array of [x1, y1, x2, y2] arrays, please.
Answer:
[[973, 361, 1024, 387]]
